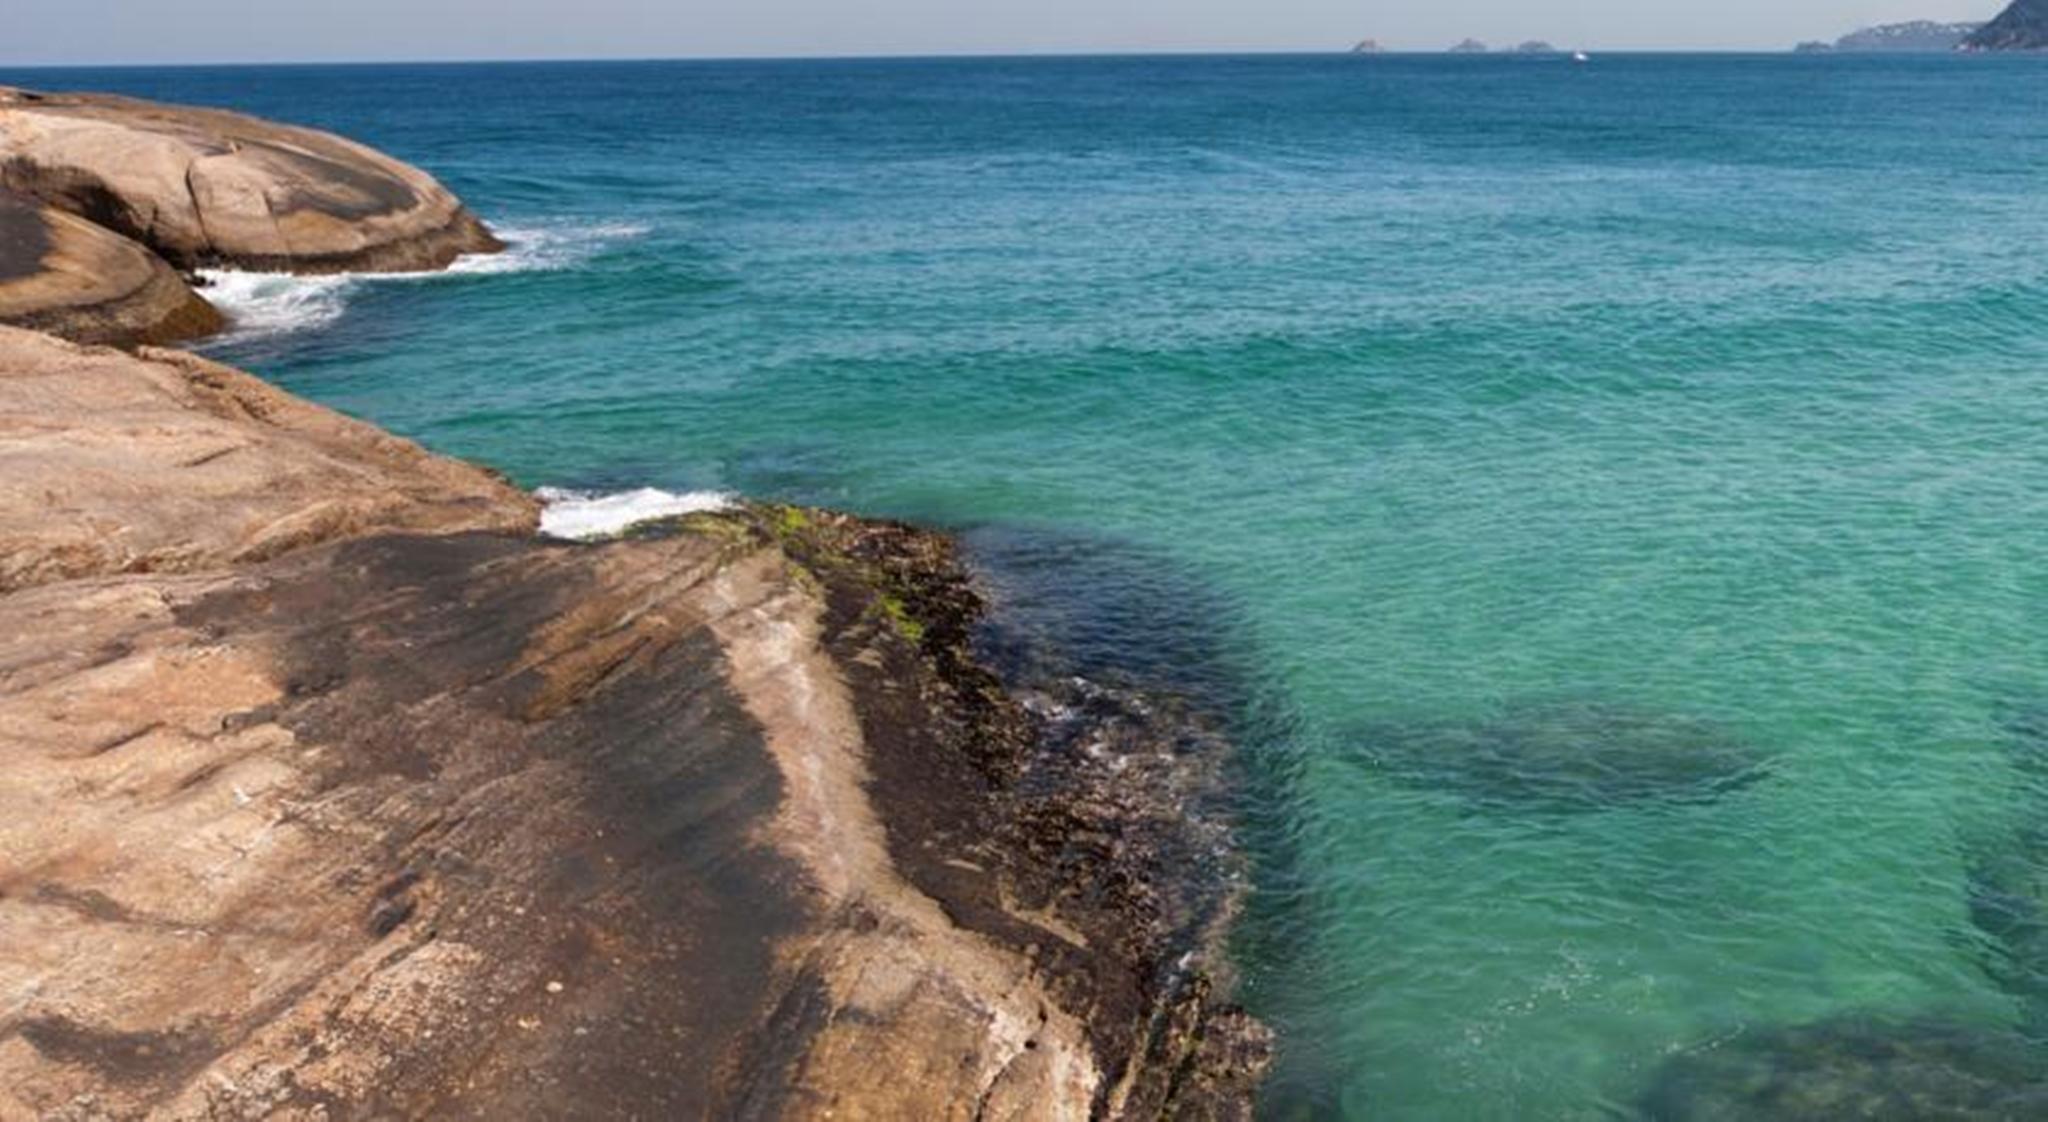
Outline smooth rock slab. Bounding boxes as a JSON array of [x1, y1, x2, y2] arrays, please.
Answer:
[[0, 325, 537, 592], [1358, 700, 1771, 812], [0, 189, 219, 345], [0, 85, 502, 273]]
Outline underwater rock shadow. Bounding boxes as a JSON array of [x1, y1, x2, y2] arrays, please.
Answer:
[[1350, 699, 1776, 815], [1962, 701, 2048, 1036], [1639, 1014, 2048, 1122], [959, 522, 1258, 717]]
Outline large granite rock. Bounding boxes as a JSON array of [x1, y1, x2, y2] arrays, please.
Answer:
[[0, 191, 219, 346], [1966, 0, 2048, 49], [0, 86, 502, 274], [0, 326, 537, 592], [0, 328, 1267, 1118]]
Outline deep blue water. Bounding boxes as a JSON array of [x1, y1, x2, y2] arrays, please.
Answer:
[[13, 54, 2048, 1118]]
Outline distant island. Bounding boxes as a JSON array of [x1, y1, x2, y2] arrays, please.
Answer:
[[1794, 19, 1984, 52], [1346, 36, 1574, 56], [1964, 0, 2048, 48]]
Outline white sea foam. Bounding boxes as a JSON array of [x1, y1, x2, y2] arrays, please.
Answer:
[[536, 486, 733, 540], [195, 271, 356, 339], [197, 220, 651, 344]]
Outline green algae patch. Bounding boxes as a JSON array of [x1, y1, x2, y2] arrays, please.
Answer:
[[743, 502, 947, 653], [877, 593, 927, 643]]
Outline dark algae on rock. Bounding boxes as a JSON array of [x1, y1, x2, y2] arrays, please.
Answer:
[[744, 506, 1273, 1118]]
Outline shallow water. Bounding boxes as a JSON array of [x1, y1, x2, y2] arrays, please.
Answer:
[[14, 53, 2048, 1117]]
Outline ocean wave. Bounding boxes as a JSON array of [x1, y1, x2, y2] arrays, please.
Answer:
[[535, 486, 733, 540], [197, 220, 651, 344]]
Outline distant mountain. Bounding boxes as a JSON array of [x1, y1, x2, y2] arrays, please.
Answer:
[[1795, 20, 1988, 52], [1448, 39, 1489, 54], [1965, 0, 2048, 49], [1351, 39, 1384, 54], [1514, 41, 1560, 54], [1834, 20, 1982, 50]]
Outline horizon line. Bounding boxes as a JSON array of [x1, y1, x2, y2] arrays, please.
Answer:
[[0, 47, 1997, 71]]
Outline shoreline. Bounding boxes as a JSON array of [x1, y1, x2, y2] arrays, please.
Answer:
[[0, 77, 1271, 1118]]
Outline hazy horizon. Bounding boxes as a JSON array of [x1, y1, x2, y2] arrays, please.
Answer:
[[0, 1, 2007, 67]]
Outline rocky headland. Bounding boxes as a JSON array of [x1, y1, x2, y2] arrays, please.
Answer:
[[0, 86, 500, 275], [0, 87, 1268, 1120], [1965, 0, 2048, 49], [1803, 20, 1985, 52], [0, 83, 507, 349]]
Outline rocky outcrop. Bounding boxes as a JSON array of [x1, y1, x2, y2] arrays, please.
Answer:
[[0, 86, 501, 274], [0, 191, 219, 346], [0, 327, 536, 592], [1966, 0, 2048, 49], [0, 328, 1267, 1118]]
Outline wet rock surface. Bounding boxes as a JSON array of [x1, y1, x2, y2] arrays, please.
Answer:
[[0, 331, 1266, 1117], [1357, 700, 1772, 813], [0, 85, 501, 274], [751, 509, 1271, 1118], [1639, 1016, 2048, 1121], [0, 191, 219, 346]]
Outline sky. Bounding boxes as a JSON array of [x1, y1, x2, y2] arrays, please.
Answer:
[[0, 0, 2006, 66]]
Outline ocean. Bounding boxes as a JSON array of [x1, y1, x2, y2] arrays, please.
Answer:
[[12, 53, 2048, 1119]]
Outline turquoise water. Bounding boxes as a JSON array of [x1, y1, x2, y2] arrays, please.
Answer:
[[15, 54, 2048, 1117]]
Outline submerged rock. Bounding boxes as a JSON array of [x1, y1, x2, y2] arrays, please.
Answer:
[[0, 84, 502, 273], [963, 524, 1251, 714], [1640, 1016, 2048, 1121], [0, 189, 219, 345], [1358, 700, 1770, 812], [0, 330, 1267, 1117], [1962, 704, 2048, 1033]]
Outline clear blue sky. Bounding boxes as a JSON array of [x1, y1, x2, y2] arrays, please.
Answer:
[[0, 0, 2003, 65]]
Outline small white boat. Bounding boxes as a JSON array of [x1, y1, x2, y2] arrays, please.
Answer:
[[1572, 51, 1590, 64]]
